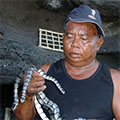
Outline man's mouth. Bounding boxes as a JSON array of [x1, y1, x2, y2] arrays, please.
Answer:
[[70, 53, 81, 58]]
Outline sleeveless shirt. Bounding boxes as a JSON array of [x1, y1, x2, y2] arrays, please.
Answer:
[[37, 59, 114, 120]]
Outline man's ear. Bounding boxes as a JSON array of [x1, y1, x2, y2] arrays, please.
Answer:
[[62, 33, 65, 39], [96, 38, 104, 51]]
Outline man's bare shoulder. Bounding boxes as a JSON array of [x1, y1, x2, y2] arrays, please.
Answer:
[[110, 68, 120, 88], [40, 64, 51, 73], [110, 68, 120, 82], [110, 68, 120, 119]]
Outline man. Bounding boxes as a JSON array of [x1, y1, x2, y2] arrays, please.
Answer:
[[14, 5, 120, 120]]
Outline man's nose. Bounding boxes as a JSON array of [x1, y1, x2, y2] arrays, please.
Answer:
[[71, 37, 82, 47]]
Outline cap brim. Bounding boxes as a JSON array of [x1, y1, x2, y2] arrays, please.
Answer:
[[69, 18, 105, 37]]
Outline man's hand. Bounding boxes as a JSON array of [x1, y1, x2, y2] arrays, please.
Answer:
[[23, 71, 46, 98]]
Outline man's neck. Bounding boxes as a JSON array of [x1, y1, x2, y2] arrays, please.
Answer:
[[64, 59, 99, 80]]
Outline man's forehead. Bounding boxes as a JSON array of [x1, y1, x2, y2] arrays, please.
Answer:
[[65, 21, 98, 36], [65, 21, 97, 33], [66, 20, 96, 28], [65, 32, 89, 37]]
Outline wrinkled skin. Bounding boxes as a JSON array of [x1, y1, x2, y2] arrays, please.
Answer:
[[14, 21, 120, 120], [63, 21, 103, 80], [63, 21, 101, 67]]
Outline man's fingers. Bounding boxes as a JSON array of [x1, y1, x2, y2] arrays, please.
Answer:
[[29, 81, 45, 88], [23, 70, 46, 97], [27, 85, 46, 95], [32, 71, 42, 78], [31, 72, 44, 82]]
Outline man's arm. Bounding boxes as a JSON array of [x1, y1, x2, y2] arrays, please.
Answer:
[[14, 95, 36, 120], [111, 69, 120, 120], [14, 64, 51, 120]]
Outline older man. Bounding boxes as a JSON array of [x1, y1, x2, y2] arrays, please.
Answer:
[[14, 5, 120, 120]]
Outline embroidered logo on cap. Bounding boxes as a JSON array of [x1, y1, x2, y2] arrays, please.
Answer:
[[92, 9, 96, 16], [88, 9, 96, 20]]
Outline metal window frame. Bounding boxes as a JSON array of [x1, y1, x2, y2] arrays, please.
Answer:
[[39, 28, 63, 52]]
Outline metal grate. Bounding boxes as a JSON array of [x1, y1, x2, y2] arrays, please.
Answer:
[[39, 28, 63, 52]]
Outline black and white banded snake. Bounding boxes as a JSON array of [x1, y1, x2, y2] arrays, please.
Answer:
[[12, 67, 65, 120], [12, 67, 87, 120]]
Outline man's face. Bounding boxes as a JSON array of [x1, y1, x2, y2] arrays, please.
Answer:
[[63, 21, 103, 66]]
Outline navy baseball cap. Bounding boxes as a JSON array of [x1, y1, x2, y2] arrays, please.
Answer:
[[64, 5, 105, 37]]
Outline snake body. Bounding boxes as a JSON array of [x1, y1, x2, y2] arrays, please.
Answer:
[[12, 67, 87, 120], [12, 67, 65, 120]]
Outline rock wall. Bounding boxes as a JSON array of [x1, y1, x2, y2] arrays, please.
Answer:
[[0, 0, 120, 119], [0, 0, 119, 85]]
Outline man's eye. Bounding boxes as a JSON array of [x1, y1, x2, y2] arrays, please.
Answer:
[[67, 35, 74, 39], [81, 38, 87, 41]]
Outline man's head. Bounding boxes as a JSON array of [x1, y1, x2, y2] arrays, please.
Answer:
[[63, 5, 104, 66], [64, 5, 105, 38]]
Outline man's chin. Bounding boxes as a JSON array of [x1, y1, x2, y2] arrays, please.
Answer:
[[70, 56, 83, 62], [67, 58, 84, 66]]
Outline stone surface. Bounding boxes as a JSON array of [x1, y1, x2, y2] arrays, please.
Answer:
[[1, 1, 119, 84], [0, 37, 64, 85], [0, 0, 120, 119]]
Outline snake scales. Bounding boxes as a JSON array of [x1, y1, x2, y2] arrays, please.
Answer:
[[12, 67, 65, 120], [12, 67, 87, 120]]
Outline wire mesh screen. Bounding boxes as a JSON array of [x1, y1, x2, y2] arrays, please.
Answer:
[[39, 28, 63, 52]]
